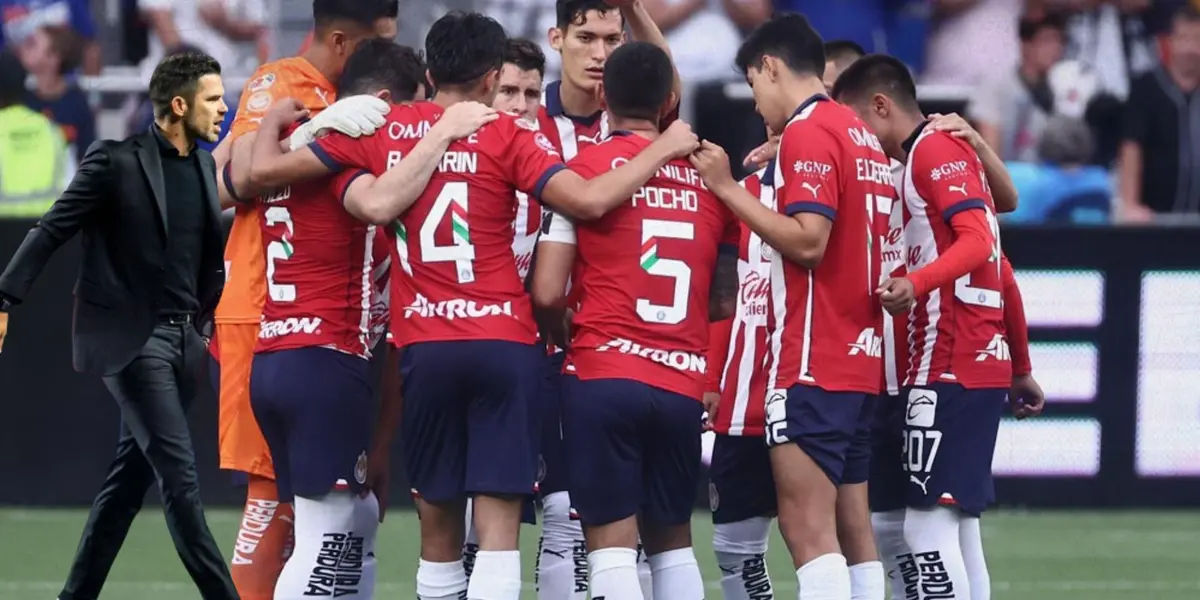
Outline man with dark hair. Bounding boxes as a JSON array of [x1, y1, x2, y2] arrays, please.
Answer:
[[238, 11, 698, 600], [205, 2, 397, 596], [495, 38, 546, 123], [690, 14, 895, 600], [19, 25, 95, 164], [833, 53, 1042, 600], [0, 52, 237, 600], [537, 40, 735, 600], [532, 3, 682, 594], [337, 37, 427, 100]]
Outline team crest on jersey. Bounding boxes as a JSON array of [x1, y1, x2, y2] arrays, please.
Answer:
[[534, 132, 559, 155], [246, 91, 272, 113], [760, 240, 775, 262], [708, 482, 720, 512], [515, 117, 539, 132], [354, 452, 368, 485], [248, 72, 275, 92]]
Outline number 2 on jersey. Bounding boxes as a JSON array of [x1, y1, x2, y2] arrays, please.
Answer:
[[419, 181, 476, 283], [637, 218, 694, 325], [264, 206, 296, 302], [953, 207, 1002, 308]]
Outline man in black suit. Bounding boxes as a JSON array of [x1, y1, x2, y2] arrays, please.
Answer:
[[0, 52, 239, 600]]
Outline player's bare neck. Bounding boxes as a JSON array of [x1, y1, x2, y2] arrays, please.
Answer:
[[609, 117, 658, 139], [782, 76, 828, 115], [893, 110, 926, 163], [559, 79, 602, 118], [153, 118, 193, 156], [302, 45, 339, 85], [432, 90, 476, 110]]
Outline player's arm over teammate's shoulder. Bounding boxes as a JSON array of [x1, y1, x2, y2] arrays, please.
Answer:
[[691, 129, 834, 269], [536, 120, 700, 221], [999, 255, 1030, 376], [926, 112, 1018, 213], [530, 211, 576, 310], [903, 131, 997, 297]]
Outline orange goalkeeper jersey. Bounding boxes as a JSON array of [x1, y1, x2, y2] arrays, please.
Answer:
[[214, 57, 336, 324]]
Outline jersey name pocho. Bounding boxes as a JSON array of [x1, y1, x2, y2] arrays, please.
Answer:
[[311, 101, 566, 347], [564, 133, 738, 400]]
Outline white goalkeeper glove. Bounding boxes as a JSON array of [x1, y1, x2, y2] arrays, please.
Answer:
[[286, 94, 389, 150]]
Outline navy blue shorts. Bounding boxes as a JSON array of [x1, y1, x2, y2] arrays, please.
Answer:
[[764, 385, 871, 486], [250, 347, 373, 502], [709, 434, 775, 524], [561, 377, 704, 527], [538, 352, 569, 497], [401, 340, 542, 503], [868, 394, 907, 513], [901, 383, 1006, 517]]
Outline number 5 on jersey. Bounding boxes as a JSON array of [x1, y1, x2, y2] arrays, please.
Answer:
[[265, 206, 296, 302], [637, 218, 694, 325]]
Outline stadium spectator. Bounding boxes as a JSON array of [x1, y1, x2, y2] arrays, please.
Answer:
[[1006, 115, 1112, 224], [922, 0, 1021, 86], [138, 0, 269, 79], [0, 49, 68, 217], [1061, 0, 1158, 100], [1119, 4, 1200, 220], [0, 0, 100, 74], [17, 25, 93, 164], [967, 13, 1066, 162], [639, 0, 768, 82]]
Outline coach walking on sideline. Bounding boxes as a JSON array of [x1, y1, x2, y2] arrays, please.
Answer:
[[0, 52, 238, 600]]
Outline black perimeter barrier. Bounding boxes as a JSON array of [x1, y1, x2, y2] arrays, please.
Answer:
[[2, 218, 1199, 509]]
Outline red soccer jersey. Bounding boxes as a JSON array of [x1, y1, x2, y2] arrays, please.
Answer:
[[765, 96, 892, 395], [710, 167, 777, 436], [313, 101, 566, 347], [563, 132, 738, 400], [255, 169, 391, 358], [899, 124, 1010, 388]]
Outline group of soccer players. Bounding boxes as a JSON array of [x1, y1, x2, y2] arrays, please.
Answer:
[[201, 0, 1046, 599]]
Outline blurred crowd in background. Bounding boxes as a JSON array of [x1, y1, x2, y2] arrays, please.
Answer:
[[1, 0, 1200, 225]]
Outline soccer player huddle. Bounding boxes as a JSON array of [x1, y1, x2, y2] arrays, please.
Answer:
[[209, 0, 1046, 599]]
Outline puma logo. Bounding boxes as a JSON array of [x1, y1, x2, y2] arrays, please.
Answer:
[[948, 183, 967, 196], [801, 181, 822, 197], [910, 474, 931, 495]]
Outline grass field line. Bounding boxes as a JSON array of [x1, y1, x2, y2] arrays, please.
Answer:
[[3, 579, 1199, 593]]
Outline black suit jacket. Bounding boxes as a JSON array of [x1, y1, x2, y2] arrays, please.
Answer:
[[0, 128, 225, 376]]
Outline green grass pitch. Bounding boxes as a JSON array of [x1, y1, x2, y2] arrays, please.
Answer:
[[1, 508, 1197, 599]]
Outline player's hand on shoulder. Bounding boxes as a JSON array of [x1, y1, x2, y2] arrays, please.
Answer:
[[265, 97, 309, 126], [743, 134, 780, 170], [1009, 374, 1045, 420], [928, 113, 982, 150], [0, 310, 9, 354], [311, 94, 390, 138], [876, 277, 916, 315], [436, 101, 499, 140], [689, 140, 735, 192], [657, 120, 700, 159]]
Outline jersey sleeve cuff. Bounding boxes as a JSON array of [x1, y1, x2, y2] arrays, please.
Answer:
[[339, 169, 372, 204], [784, 201, 836, 221], [943, 198, 987, 222], [532, 164, 567, 201], [222, 162, 246, 204], [308, 141, 344, 172]]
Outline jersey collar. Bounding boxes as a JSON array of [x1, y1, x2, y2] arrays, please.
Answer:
[[545, 80, 604, 125], [901, 120, 931, 154], [759, 158, 778, 187], [789, 93, 829, 121]]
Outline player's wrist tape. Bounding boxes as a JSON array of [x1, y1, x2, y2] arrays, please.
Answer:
[[222, 162, 246, 204]]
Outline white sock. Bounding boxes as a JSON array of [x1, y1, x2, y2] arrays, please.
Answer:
[[870, 511, 915, 600], [648, 548, 704, 600], [713, 517, 774, 600], [537, 491, 588, 600], [903, 507, 969, 600], [958, 517, 990, 600], [796, 553, 851, 600], [849, 561, 885, 600], [274, 493, 376, 599], [637, 543, 654, 599], [416, 559, 468, 600], [462, 499, 479, 578], [467, 550, 522, 600], [589, 547, 644, 600]]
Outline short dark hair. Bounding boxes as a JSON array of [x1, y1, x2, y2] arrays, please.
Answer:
[[603, 41, 673, 122], [824, 39, 865, 70], [736, 13, 826, 79], [1018, 13, 1066, 41], [337, 39, 425, 101], [148, 52, 221, 118], [830, 53, 919, 111], [0, 50, 26, 107], [555, 0, 623, 30], [42, 25, 85, 75], [424, 11, 506, 88], [504, 38, 546, 77], [312, 0, 398, 32]]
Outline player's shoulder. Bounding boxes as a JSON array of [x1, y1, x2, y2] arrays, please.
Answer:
[[245, 57, 322, 90], [911, 125, 975, 170], [491, 113, 560, 155]]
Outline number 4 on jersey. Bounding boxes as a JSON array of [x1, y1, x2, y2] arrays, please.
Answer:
[[419, 182, 476, 284]]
